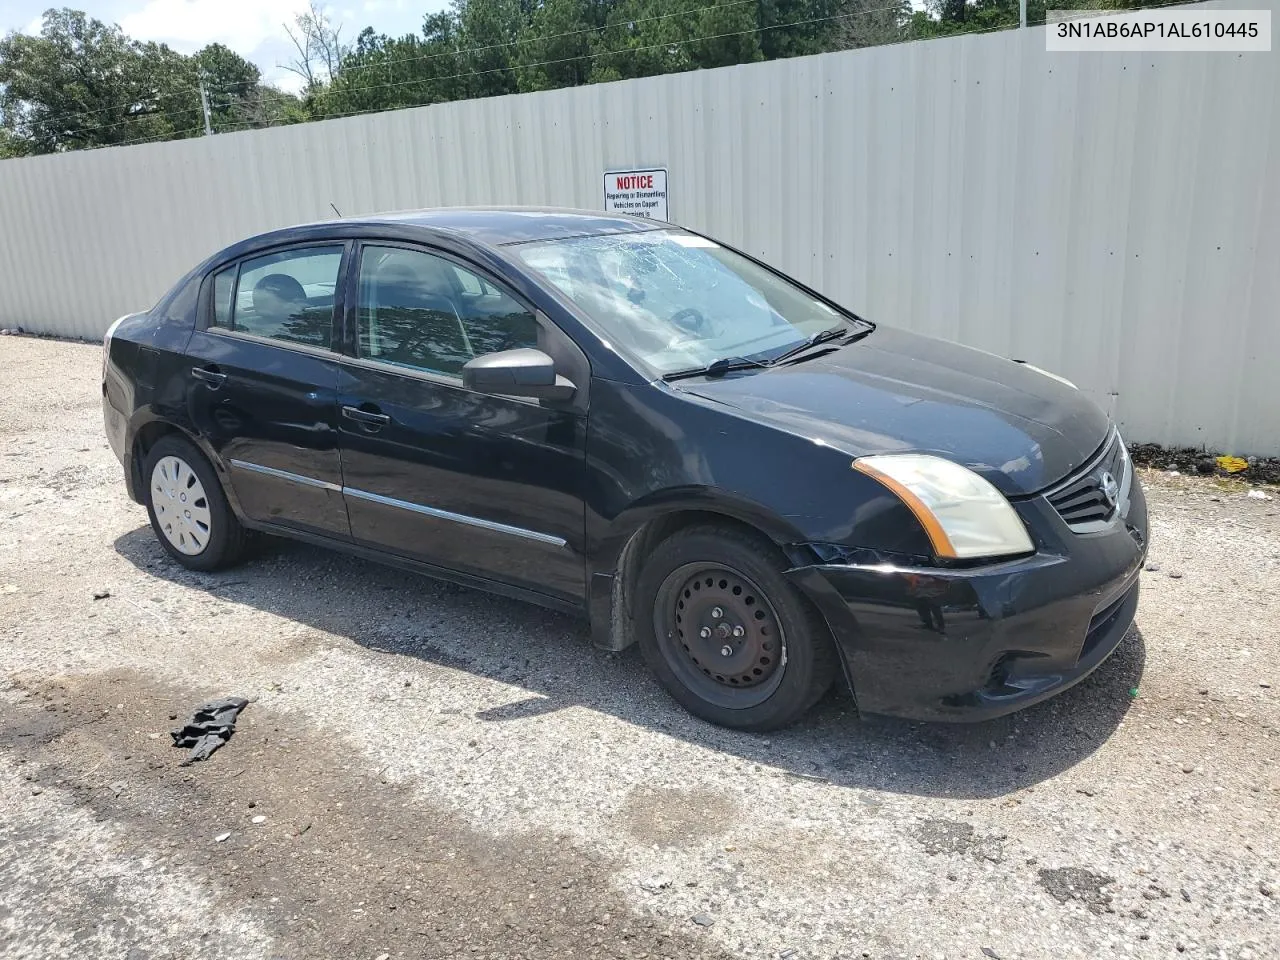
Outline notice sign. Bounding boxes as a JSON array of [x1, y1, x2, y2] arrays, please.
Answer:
[[603, 168, 668, 221]]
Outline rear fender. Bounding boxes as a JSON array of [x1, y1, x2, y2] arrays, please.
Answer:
[[125, 411, 248, 520]]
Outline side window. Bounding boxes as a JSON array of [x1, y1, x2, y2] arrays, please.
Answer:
[[212, 266, 235, 329], [223, 246, 343, 348], [356, 246, 539, 377], [157, 274, 201, 326]]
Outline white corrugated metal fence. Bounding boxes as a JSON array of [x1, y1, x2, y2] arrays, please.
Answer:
[[1, 1, 1277, 454]]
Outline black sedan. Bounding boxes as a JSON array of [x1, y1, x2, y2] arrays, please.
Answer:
[[103, 208, 1147, 730]]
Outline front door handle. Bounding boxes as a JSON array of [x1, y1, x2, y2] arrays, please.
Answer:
[[342, 404, 392, 428], [191, 365, 227, 387]]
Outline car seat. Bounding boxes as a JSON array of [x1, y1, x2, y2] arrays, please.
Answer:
[[251, 274, 308, 338]]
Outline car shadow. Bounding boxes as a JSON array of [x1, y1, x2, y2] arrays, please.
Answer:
[[114, 526, 1145, 800]]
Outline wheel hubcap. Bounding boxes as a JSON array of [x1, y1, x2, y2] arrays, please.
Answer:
[[151, 456, 212, 556], [666, 566, 783, 690]]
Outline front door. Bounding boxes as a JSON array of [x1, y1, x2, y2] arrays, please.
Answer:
[[185, 243, 351, 539], [335, 243, 587, 601]]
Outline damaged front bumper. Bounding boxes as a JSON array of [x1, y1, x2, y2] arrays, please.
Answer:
[[787, 486, 1148, 721]]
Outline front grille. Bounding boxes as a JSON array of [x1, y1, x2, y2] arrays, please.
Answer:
[[1046, 432, 1130, 532]]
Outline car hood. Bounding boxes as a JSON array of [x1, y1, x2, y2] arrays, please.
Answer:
[[679, 326, 1110, 496]]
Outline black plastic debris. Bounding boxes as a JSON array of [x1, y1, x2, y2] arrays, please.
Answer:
[[170, 697, 248, 766]]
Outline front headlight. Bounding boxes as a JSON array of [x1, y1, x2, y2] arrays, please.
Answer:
[[853, 454, 1034, 560]]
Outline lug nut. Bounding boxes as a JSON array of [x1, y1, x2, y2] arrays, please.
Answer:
[[720, 645, 733, 657], [711, 606, 724, 619], [699, 626, 712, 639], [732, 625, 745, 638]]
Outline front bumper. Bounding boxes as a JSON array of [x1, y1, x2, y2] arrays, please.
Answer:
[[788, 478, 1148, 721]]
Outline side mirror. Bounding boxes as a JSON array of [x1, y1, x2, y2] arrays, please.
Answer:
[[462, 348, 576, 402]]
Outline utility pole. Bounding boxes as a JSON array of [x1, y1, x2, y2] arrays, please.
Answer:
[[198, 74, 213, 136], [1019, 0, 1027, 27]]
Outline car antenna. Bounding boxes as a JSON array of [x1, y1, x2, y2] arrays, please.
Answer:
[[329, 202, 343, 218]]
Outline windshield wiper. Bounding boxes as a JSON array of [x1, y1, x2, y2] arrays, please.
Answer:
[[662, 355, 770, 382], [767, 325, 850, 366], [660, 323, 872, 382]]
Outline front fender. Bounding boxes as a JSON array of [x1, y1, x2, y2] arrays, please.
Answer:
[[582, 377, 940, 651], [586, 487, 814, 654], [591, 487, 811, 580]]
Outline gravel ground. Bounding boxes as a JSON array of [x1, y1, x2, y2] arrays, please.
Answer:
[[2, 336, 1278, 960]]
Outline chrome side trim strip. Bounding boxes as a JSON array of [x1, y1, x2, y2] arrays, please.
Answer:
[[228, 459, 341, 492], [341, 486, 568, 547]]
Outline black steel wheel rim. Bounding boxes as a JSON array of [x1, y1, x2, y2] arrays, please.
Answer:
[[653, 562, 787, 709]]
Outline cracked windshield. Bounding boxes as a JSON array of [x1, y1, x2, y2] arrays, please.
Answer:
[[516, 230, 851, 375]]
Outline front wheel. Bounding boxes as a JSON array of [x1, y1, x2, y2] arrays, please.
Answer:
[[635, 524, 839, 731]]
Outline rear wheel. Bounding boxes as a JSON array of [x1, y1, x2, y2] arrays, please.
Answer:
[[143, 435, 247, 571], [635, 524, 838, 731]]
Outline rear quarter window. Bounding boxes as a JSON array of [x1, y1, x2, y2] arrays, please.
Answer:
[[212, 267, 235, 329], [155, 273, 201, 327]]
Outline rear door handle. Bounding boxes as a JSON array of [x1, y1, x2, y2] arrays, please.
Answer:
[[191, 366, 227, 387], [342, 405, 392, 427]]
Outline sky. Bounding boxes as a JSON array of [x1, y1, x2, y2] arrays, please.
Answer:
[[1, 0, 451, 91]]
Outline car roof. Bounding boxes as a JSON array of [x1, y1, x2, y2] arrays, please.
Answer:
[[306, 207, 664, 247], [192, 207, 676, 294]]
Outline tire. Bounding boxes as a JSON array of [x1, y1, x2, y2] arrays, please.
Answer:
[[634, 523, 839, 731], [142, 434, 248, 571]]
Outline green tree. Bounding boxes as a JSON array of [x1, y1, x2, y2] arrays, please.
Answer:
[[514, 0, 601, 92], [905, 0, 1026, 37], [320, 12, 471, 117], [0, 9, 294, 151], [140, 40, 205, 137], [589, 0, 669, 82], [591, 0, 762, 82], [0, 125, 30, 158], [0, 8, 201, 152], [196, 43, 260, 129], [683, 0, 762, 68], [1, 0, 1048, 156], [454, 0, 526, 98], [758, 0, 843, 59], [218, 83, 307, 130], [904, 0, 1181, 36], [835, 0, 911, 48]]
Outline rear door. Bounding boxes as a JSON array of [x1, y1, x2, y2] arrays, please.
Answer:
[[335, 242, 588, 602], [184, 243, 352, 539]]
